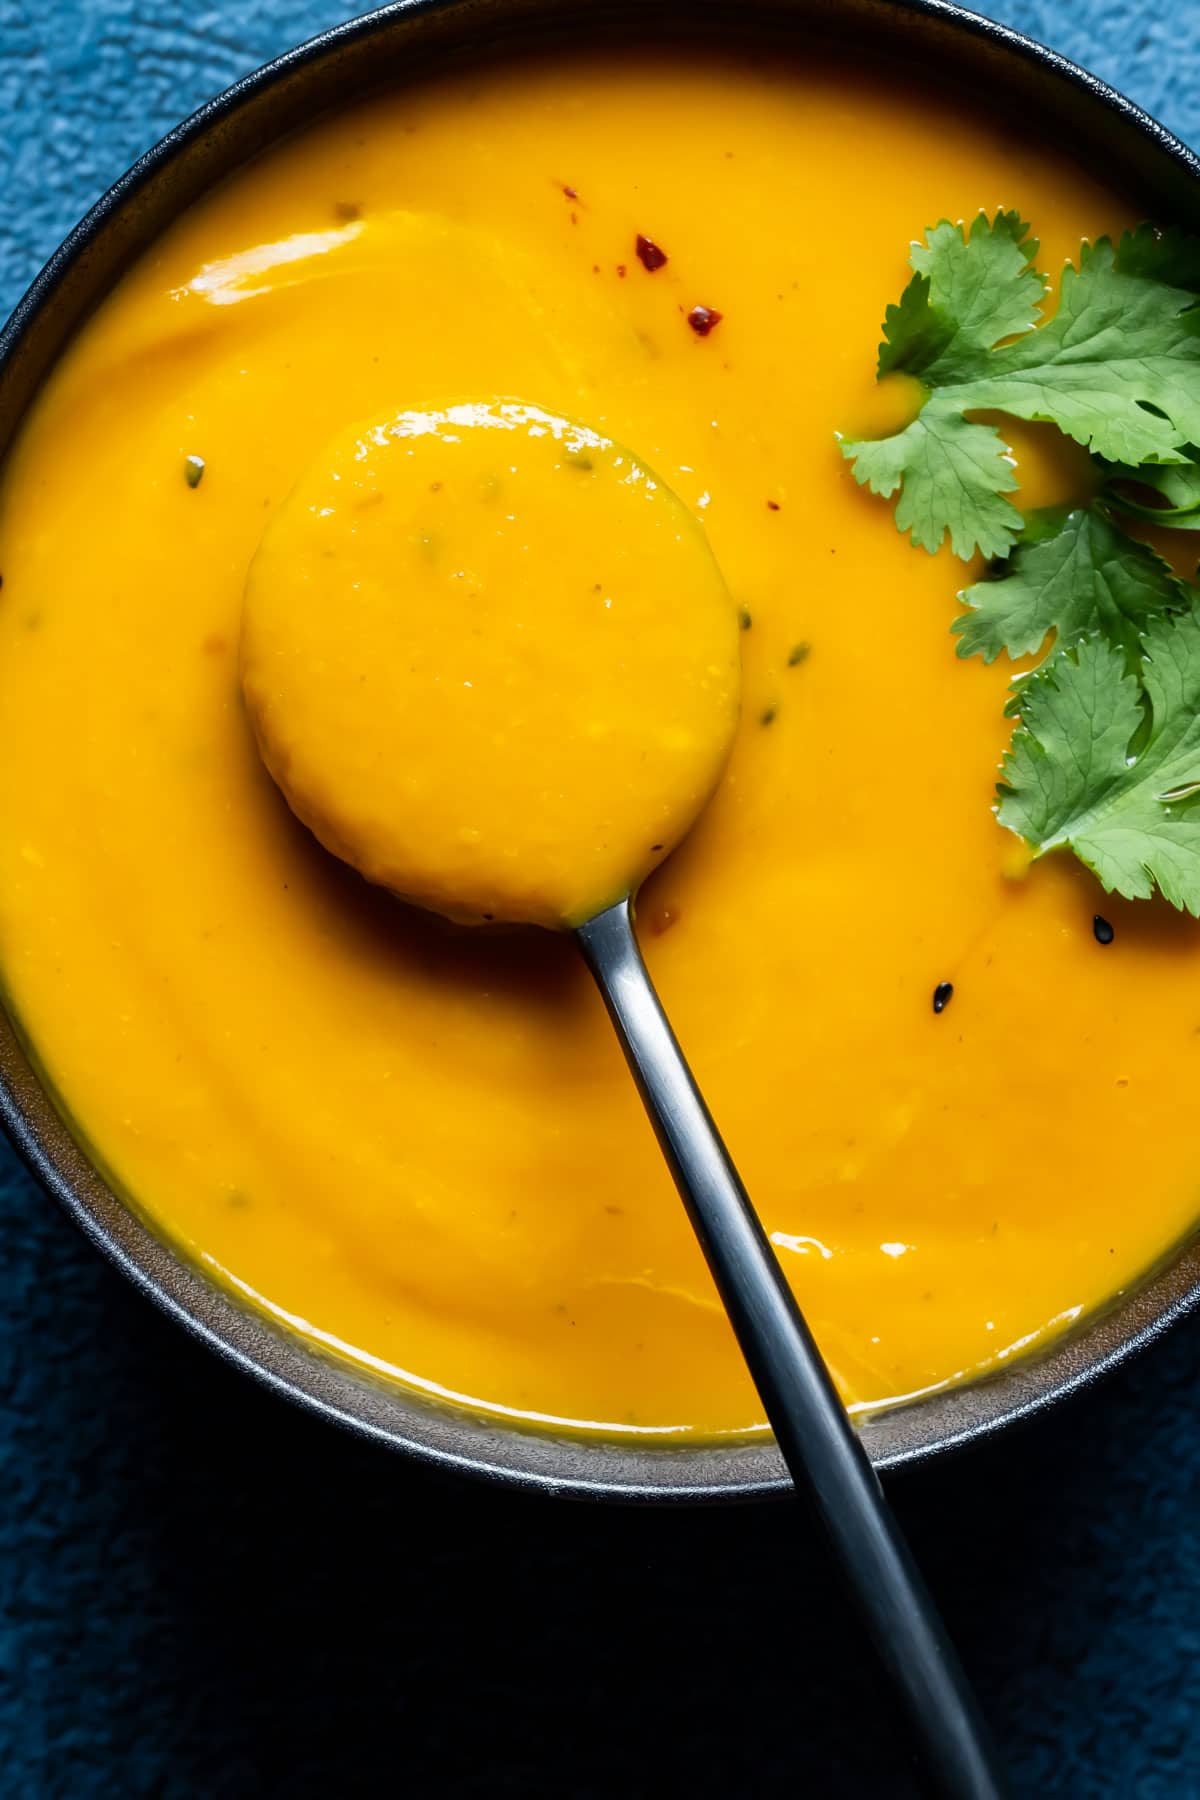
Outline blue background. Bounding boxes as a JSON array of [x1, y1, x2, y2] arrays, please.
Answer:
[[2, 2, 1199, 1793]]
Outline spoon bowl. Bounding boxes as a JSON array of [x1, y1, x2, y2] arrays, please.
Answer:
[[242, 399, 739, 929]]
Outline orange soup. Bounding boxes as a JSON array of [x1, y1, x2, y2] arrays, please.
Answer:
[[0, 51, 1196, 1439]]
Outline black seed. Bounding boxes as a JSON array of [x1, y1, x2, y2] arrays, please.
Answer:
[[932, 981, 954, 1014], [787, 641, 810, 667], [738, 606, 752, 631], [760, 705, 777, 727], [1093, 914, 1115, 945]]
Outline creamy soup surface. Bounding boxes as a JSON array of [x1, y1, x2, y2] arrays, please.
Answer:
[[1, 51, 1195, 1439]]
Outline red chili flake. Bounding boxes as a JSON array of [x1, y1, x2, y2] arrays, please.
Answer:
[[616, 264, 627, 278], [563, 184, 578, 200], [569, 212, 578, 225], [592, 263, 600, 274], [766, 499, 781, 511], [635, 233, 668, 272], [687, 304, 723, 336]]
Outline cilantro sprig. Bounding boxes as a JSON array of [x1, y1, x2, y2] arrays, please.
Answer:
[[842, 212, 1200, 913], [842, 213, 1200, 558], [953, 504, 1186, 686], [1101, 454, 1200, 530], [999, 604, 1200, 908]]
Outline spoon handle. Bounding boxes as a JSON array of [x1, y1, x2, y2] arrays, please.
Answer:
[[576, 896, 1006, 1800]]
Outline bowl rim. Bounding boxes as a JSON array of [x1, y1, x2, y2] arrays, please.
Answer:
[[3, 0, 1200, 1503]]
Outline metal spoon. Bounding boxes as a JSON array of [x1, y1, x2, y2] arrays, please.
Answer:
[[577, 895, 1006, 1800], [243, 399, 1006, 1798]]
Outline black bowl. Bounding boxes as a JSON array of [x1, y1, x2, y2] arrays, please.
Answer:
[[3, 0, 1199, 1501]]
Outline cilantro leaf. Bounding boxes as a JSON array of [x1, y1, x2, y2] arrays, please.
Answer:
[[842, 214, 1200, 558], [953, 504, 1186, 669], [878, 210, 1047, 381], [846, 409, 1020, 560], [998, 603, 1200, 911], [1114, 222, 1200, 291], [945, 238, 1200, 466], [1102, 452, 1200, 529]]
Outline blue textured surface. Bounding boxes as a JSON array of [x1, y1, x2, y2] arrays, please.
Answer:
[[2, 2, 1200, 1793]]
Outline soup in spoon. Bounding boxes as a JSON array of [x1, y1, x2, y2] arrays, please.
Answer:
[[241, 400, 740, 928]]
